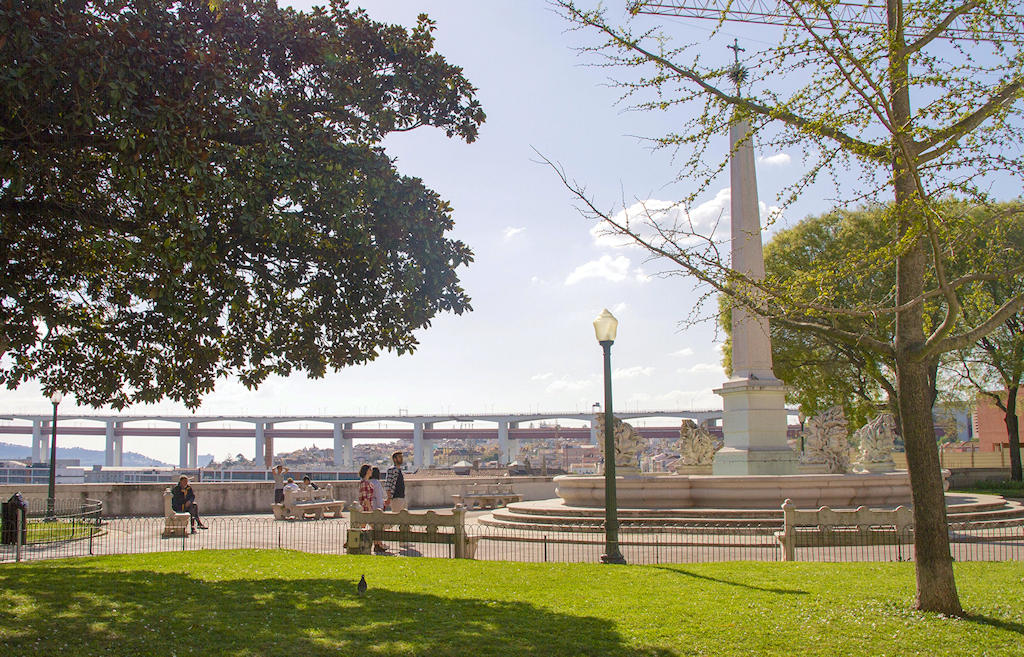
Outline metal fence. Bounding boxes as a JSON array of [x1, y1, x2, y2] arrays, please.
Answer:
[[2, 515, 1021, 565]]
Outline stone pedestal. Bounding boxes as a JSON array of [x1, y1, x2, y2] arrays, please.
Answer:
[[713, 377, 798, 475], [853, 460, 896, 474]]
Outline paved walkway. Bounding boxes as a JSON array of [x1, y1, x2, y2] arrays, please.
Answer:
[[2, 508, 1021, 564]]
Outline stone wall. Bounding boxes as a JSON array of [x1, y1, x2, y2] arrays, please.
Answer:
[[0, 475, 556, 517]]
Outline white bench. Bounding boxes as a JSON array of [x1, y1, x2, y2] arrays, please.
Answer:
[[272, 486, 344, 520], [161, 488, 191, 538], [452, 482, 522, 509], [775, 498, 914, 561], [346, 506, 479, 558]]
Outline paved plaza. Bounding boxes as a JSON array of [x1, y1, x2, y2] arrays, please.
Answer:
[[3, 508, 1021, 565]]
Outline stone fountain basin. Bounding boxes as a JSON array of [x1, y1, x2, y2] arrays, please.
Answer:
[[554, 472, 913, 509]]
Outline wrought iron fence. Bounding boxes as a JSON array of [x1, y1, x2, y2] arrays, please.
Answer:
[[2, 515, 1021, 565]]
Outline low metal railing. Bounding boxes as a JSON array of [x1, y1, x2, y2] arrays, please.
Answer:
[[2, 514, 1020, 565]]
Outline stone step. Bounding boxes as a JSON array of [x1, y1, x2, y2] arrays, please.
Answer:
[[504, 501, 782, 520], [481, 494, 1024, 532]]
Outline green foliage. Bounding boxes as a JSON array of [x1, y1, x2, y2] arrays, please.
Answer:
[[0, 0, 486, 407], [952, 479, 1024, 498], [0, 551, 1022, 656], [25, 519, 99, 544], [720, 201, 1024, 428]]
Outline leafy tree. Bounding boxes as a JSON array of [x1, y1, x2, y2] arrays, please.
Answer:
[[721, 202, 1023, 457], [555, 0, 1024, 614], [719, 207, 899, 430], [946, 205, 1024, 480], [1, 0, 484, 408]]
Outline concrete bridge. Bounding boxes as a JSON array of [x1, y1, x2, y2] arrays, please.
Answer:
[[0, 410, 724, 469]]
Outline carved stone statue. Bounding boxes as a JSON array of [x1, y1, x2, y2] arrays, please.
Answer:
[[594, 413, 647, 474], [853, 413, 897, 472], [801, 406, 850, 474], [675, 419, 722, 469]]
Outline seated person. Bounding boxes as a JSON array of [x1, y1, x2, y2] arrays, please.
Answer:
[[170, 475, 207, 533], [282, 477, 301, 493], [301, 475, 319, 491]]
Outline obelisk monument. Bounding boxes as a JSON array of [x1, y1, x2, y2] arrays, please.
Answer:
[[713, 41, 798, 475]]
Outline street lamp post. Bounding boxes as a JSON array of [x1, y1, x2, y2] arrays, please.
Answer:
[[594, 309, 626, 565], [46, 391, 63, 520]]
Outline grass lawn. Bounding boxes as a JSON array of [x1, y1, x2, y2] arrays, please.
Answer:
[[0, 551, 1021, 657], [952, 480, 1024, 499], [25, 519, 99, 543]]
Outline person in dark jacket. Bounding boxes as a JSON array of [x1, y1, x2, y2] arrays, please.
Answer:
[[171, 475, 207, 533]]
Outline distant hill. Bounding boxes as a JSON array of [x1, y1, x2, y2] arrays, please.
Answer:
[[0, 441, 205, 468]]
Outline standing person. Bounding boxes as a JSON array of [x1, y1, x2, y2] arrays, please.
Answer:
[[357, 464, 374, 512], [369, 467, 386, 511], [362, 465, 388, 554], [272, 464, 289, 505], [171, 475, 207, 534], [384, 451, 407, 512]]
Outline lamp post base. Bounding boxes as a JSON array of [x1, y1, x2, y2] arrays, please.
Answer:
[[600, 552, 627, 565]]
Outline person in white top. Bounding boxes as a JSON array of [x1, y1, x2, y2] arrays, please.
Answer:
[[369, 466, 389, 553]]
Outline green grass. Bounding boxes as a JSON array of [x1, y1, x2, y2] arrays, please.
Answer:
[[953, 479, 1024, 499], [25, 519, 99, 543], [0, 551, 1021, 656]]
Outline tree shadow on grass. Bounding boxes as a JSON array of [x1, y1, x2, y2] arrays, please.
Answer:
[[650, 565, 808, 596], [966, 614, 1024, 637], [0, 561, 681, 657]]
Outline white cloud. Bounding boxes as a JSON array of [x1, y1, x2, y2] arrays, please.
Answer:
[[683, 363, 723, 374], [672, 347, 695, 357], [531, 372, 554, 381], [759, 201, 784, 226], [587, 189, 788, 252], [564, 255, 632, 285], [758, 153, 792, 166], [589, 192, 731, 251], [614, 366, 654, 379], [546, 377, 596, 392], [651, 388, 724, 410], [502, 226, 525, 241]]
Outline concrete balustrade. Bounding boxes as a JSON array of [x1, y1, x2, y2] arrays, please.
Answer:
[[0, 476, 556, 517]]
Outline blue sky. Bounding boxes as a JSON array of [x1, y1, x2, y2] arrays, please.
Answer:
[[0, 2, 854, 462]]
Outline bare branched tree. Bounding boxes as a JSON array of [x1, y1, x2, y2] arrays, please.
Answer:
[[554, 0, 1024, 615]]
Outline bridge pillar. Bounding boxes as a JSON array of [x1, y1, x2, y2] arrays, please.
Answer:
[[590, 418, 599, 446], [412, 422, 432, 468], [179, 422, 190, 468], [497, 421, 508, 465], [31, 419, 46, 463], [105, 421, 123, 467], [255, 422, 266, 466], [188, 430, 198, 469], [333, 423, 354, 468], [263, 423, 274, 468]]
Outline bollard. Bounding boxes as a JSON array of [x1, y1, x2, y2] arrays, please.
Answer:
[[15, 507, 23, 563]]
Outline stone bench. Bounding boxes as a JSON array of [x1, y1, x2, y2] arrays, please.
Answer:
[[346, 506, 479, 558], [775, 498, 914, 561], [272, 486, 344, 520], [452, 483, 521, 510], [161, 488, 190, 538]]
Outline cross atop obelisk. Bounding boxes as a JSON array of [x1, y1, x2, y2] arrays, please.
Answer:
[[712, 39, 797, 475], [726, 38, 747, 95]]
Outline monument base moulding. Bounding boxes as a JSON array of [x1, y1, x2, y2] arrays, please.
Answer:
[[713, 377, 799, 476]]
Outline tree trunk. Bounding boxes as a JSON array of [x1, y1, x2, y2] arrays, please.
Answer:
[[888, 0, 962, 616], [1005, 386, 1022, 481], [897, 357, 963, 615]]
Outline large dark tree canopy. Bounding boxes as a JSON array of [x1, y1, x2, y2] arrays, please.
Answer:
[[1, 0, 485, 407]]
